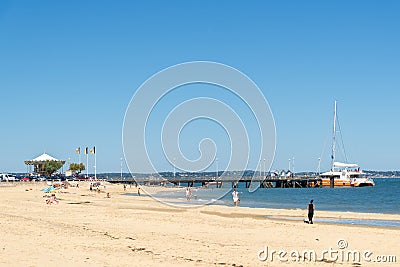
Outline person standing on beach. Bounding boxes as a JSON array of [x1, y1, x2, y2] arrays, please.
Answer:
[[232, 188, 240, 207], [185, 187, 192, 201], [137, 186, 141, 196], [308, 199, 315, 224]]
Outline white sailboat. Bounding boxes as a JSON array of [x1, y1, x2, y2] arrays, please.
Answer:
[[319, 101, 375, 187]]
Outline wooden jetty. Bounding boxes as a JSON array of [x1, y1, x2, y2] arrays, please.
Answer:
[[107, 176, 323, 189]]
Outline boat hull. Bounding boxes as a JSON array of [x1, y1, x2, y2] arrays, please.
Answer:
[[321, 179, 351, 187], [351, 181, 375, 187], [353, 183, 374, 187], [321, 178, 375, 187]]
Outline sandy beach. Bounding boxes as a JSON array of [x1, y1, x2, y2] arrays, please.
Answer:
[[0, 182, 398, 267]]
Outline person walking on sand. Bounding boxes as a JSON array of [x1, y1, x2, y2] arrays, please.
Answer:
[[307, 199, 315, 224], [137, 186, 141, 196], [232, 188, 240, 207]]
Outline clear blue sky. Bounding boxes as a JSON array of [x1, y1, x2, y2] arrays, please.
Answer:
[[0, 0, 399, 173]]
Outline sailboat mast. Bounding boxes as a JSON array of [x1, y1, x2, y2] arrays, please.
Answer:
[[331, 101, 337, 171]]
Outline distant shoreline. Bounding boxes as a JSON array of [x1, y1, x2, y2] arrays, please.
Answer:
[[3, 171, 400, 181]]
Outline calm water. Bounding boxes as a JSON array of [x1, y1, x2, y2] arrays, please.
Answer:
[[151, 178, 400, 214], [265, 216, 400, 228]]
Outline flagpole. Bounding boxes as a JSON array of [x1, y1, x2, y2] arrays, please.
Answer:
[[77, 147, 81, 165], [120, 157, 123, 179], [86, 153, 89, 178], [94, 148, 97, 180]]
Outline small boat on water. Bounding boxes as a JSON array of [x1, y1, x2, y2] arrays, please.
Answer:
[[319, 101, 374, 187]]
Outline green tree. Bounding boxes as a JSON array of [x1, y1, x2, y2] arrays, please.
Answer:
[[41, 161, 65, 177], [70, 163, 85, 174]]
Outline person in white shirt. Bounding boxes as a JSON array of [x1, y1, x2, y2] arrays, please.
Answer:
[[232, 188, 240, 207], [185, 187, 192, 201]]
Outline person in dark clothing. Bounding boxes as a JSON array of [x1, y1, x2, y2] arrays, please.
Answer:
[[307, 199, 315, 224]]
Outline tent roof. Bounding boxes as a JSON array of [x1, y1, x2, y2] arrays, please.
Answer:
[[31, 153, 60, 162]]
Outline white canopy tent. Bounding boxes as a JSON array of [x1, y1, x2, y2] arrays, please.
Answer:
[[31, 153, 60, 162]]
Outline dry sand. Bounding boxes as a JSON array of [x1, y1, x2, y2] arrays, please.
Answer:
[[0, 182, 398, 267]]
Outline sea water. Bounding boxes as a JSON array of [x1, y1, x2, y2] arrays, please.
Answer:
[[151, 178, 399, 214], [142, 178, 400, 228]]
